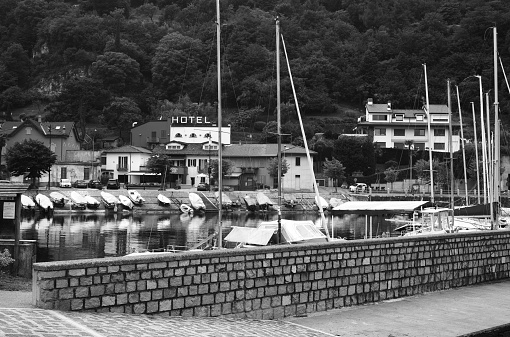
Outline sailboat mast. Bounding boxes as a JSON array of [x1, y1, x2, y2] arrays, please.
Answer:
[[276, 17, 282, 243], [281, 36, 330, 240], [447, 79, 454, 213], [216, 0, 223, 249], [471, 102, 481, 204], [424, 64, 434, 203], [477, 75, 487, 203], [485, 93, 493, 222], [494, 26, 500, 229], [456, 86, 469, 205]]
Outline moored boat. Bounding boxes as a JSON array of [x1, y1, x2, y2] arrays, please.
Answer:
[[243, 195, 257, 212], [70, 191, 87, 209], [315, 195, 329, 211], [256, 192, 273, 211], [84, 195, 100, 209], [119, 195, 134, 210], [157, 193, 171, 206], [21, 194, 35, 210], [100, 191, 119, 209], [215, 191, 232, 209], [189, 192, 206, 212], [127, 190, 145, 206], [180, 203, 193, 214], [49, 191, 68, 208], [35, 193, 53, 212]]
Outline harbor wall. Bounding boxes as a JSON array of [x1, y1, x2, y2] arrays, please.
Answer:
[[32, 231, 510, 318]]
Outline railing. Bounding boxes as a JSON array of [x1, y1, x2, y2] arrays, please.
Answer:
[[117, 166, 128, 171], [146, 137, 160, 143]]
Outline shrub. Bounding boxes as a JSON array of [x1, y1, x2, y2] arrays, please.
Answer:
[[0, 249, 15, 269], [253, 121, 266, 131]]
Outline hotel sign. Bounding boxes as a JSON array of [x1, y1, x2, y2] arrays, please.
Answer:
[[171, 116, 212, 125]]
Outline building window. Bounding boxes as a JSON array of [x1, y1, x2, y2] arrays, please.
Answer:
[[375, 142, 386, 148], [372, 115, 387, 121], [394, 129, 405, 136], [434, 143, 445, 150], [394, 142, 405, 149], [84, 167, 90, 180], [26, 127, 32, 135], [190, 133, 197, 138], [295, 157, 300, 166], [101, 157, 106, 165], [118, 156, 128, 170], [395, 114, 404, 121], [416, 114, 424, 121], [205, 133, 211, 138], [414, 143, 425, 150], [434, 129, 445, 136], [187, 159, 197, 167], [414, 129, 425, 136], [151, 131, 156, 138], [161, 130, 166, 138], [433, 118, 448, 122], [175, 133, 182, 137], [374, 128, 386, 136], [61, 167, 67, 179]]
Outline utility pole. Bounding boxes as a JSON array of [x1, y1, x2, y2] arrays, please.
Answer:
[[47, 124, 52, 190]]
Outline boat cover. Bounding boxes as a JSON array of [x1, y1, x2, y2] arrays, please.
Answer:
[[332, 201, 428, 215], [224, 227, 275, 246], [258, 220, 328, 243]]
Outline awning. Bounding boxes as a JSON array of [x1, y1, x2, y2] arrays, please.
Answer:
[[224, 227, 275, 246], [127, 172, 158, 176], [225, 172, 242, 177], [331, 201, 429, 215]]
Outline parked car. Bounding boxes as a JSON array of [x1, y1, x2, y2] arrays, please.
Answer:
[[349, 183, 367, 193], [59, 178, 72, 188], [88, 180, 102, 189], [106, 179, 120, 190], [196, 182, 209, 191], [73, 180, 88, 188]]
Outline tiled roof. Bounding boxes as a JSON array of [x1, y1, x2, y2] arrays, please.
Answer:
[[0, 122, 22, 135], [154, 143, 315, 157], [101, 145, 152, 154]]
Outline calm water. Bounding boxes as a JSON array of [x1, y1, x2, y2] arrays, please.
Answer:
[[14, 212, 398, 262]]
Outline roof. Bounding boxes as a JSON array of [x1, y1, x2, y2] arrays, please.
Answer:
[[155, 143, 316, 157], [0, 121, 22, 135], [4, 120, 75, 138], [332, 201, 429, 215], [101, 145, 152, 154], [366, 103, 449, 115]]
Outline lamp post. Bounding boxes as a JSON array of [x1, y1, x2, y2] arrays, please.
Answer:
[[91, 129, 96, 180]]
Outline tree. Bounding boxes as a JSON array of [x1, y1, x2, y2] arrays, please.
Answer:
[[146, 154, 172, 190], [210, 159, 234, 184], [267, 157, 290, 178], [384, 167, 398, 190], [6, 139, 57, 187], [323, 157, 345, 192], [101, 97, 142, 140], [91, 52, 142, 96]]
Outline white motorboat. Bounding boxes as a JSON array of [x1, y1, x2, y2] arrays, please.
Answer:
[[21, 194, 35, 210], [243, 195, 257, 212], [49, 191, 68, 208], [180, 203, 193, 214], [35, 193, 53, 212], [189, 192, 205, 212], [329, 198, 344, 209], [119, 195, 134, 210], [70, 191, 87, 209], [315, 195, 329, 210], [256, 192, 273, 211], [215, 191, 232, 209], [100, 191, 119, 209], [84, 195, 100, 209], [157, 194, 171, 206], [127, 190, 145, 206]]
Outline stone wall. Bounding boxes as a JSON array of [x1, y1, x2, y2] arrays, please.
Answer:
[[33, 231, 510, 318]]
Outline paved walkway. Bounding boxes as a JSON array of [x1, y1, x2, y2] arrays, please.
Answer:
[[1, 280, 510, 337]]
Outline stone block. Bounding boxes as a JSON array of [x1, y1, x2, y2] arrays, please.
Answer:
[[173, 298, 184, 309], [71, 299, 84, 311], [160, 299, 172, 311], [68, 269, 86, 277], [90, 285, 105, 297], [102, 295, 116, 306], [128, 293, 139, 303], [84, 297, 100, 309], [121, 264, 136, 272], [75, 287, 89, 298], [146, 301, 159, 313], [38, 270, 66, 279], [58, 288, 74, 300], [133, 303, 146, 314], [117, 293, 128, 305], [141, 271, 151, 280], [80, 276, 93, 286]]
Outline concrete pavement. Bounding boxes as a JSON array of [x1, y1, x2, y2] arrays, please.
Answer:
[[1, 280, 510, 336]]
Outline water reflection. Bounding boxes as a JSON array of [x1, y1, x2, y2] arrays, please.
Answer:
[[17, 212, 398, 262]]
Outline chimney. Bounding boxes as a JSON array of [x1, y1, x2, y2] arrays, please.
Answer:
[[387, 102, 392, 110], [37, 115, 42, 123], [367, 98, 373, 105]]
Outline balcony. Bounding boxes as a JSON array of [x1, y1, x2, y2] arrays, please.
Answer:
[[117, 166, 128, 172]]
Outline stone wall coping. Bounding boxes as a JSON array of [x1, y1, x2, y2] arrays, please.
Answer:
[[32, 230, 496, 271]]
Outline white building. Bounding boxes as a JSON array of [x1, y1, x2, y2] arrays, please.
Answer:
[[357, 99, 460, 152]]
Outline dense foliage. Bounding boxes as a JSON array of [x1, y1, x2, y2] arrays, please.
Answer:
[[1, 0, 510, 178]]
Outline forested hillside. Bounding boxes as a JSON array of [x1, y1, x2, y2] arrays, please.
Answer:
[[1, 0, 510, 143]]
